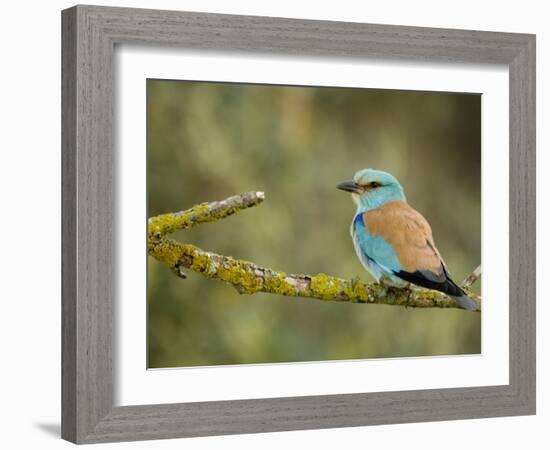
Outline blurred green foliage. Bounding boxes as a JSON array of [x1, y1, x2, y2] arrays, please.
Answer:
[[147, 79, 481, 368]]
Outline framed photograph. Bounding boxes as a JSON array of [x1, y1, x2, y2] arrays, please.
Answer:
[[62, 5, 535, 444]]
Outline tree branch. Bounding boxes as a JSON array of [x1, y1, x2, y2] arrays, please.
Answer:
[[461, 264, 482, 289], [148, 192, 481, 311]]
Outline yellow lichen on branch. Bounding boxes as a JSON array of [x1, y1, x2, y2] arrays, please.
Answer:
[[148, 191, 265, 239], [147, 192, 481, 311]]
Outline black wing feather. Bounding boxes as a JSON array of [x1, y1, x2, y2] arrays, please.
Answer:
[[395, 265, 465, 297]]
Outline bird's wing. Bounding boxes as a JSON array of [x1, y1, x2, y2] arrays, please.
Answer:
[[361, 200, 464, 296], [362, 200, 443, 274]]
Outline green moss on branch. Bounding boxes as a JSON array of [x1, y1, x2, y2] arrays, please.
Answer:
[[147, 191, 265, 239], [147, 192, 481, 311]]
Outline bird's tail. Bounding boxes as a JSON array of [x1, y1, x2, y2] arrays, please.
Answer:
[[451, 294, 478, 311]]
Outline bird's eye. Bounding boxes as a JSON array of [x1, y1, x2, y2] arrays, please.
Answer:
[[368, 182, 382, 188]]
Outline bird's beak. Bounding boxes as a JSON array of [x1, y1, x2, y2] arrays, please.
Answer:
[[336, 180, 362, 194]]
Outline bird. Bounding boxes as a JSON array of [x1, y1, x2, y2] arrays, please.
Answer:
[[336, 168, 477, 310]]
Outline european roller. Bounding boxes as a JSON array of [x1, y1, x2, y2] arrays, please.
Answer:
[[337, 168, 477, 310]]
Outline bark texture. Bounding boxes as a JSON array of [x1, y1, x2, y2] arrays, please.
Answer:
[[148, 192, 481, 311]]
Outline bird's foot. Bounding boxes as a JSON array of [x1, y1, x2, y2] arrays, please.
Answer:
[[378, 277, 395, 291]]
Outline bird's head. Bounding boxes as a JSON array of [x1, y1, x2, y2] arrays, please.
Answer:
[[337, 168, 406, 212]]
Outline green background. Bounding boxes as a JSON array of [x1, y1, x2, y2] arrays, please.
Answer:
[[147, 79, 481, 368]]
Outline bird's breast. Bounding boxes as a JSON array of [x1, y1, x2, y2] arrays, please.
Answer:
[[351, 214, 381, 281]]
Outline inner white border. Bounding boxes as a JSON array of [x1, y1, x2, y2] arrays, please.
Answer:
[[115, 46, 509, 406]]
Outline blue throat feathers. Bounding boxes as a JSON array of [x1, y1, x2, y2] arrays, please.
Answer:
[[354, 184, 406, 213]]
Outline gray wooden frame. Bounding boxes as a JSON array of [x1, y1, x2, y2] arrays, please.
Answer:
[[61, 4, 536, 444]]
